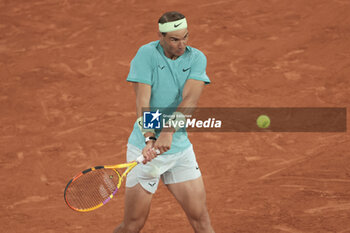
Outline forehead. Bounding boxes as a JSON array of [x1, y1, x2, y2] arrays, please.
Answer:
[[166, 28, 188, 39]]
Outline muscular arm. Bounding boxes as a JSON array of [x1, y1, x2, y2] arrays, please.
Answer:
[[178, 79, 205, 114], [133, 82, 157, 163], [154, 79, 205, 153], [133, 82, 151, 118]]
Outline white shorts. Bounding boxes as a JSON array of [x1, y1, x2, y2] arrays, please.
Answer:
[[125, 144, 201, 194]]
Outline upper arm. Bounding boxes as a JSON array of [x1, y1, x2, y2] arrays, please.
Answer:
[[127, 46, 154, 85], [127, 45, 154, 116], [180, 50, 209, 105], [188, 50, 210, 84]]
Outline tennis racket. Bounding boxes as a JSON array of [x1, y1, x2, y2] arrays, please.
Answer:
[[64, 151, 158, 212]]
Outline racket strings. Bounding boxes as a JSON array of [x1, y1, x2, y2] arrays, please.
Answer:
[[66, 168, 120, 210]]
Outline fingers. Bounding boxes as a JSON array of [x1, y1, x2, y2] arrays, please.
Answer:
[[153, 148, 161, 154], [154, 145, 170, 155], [153, 132, 172, 155], [141, 134, 172, 164], [142, 149, 153, 164], [142, 147, 159, 164]]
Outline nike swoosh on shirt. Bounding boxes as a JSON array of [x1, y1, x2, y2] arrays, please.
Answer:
[[183, 67, 190, 72]]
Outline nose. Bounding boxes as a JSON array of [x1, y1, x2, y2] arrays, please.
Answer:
[[179, 40, 186, 49]]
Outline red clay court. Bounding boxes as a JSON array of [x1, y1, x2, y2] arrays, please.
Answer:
[[1, 0, 350, 232]]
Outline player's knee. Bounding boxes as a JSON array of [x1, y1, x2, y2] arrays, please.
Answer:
[[189, 208, 212, 231]]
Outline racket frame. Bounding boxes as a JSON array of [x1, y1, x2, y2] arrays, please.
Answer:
[[64, 161, 138, 212]]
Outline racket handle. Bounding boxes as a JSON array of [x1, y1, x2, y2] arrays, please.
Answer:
[[136, 155, 144, 164], [135, 149, 161, 164]]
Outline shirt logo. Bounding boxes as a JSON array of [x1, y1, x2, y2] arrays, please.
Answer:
[[159, 65, 165, 70], [183, 67, 190, 72], [174, 22, 183, 28], [143, 109, 162, 129]]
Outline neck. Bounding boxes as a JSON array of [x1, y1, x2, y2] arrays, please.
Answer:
[[169, 54, 178, 60]]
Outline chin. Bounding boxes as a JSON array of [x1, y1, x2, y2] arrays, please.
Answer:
[[177, 51, 185, 56]]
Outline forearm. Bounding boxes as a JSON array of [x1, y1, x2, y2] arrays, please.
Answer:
[[177, 79, 204, 115], [135, 92, 150, 118], [134, 83, 155, 137], [176, 95, 199, 116], [164, 97, 195, 134], [136, 101, 156, 137], [162, 81, 204, 134]]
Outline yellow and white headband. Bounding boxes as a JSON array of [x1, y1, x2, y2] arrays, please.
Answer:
[[159, 18, 187, 33]]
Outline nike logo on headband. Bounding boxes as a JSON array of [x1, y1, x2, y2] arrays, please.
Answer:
[[174, 22, 183, 28]]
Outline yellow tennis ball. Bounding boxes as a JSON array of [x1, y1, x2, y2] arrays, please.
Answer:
[[256, 115, 271, 128]]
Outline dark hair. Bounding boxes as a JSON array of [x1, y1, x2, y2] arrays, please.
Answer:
[[158, 11, 185, 36]]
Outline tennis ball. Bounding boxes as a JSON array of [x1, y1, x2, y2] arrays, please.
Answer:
[[256, 115, 271, 129]]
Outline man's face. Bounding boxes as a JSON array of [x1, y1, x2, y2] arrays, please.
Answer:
[[159, 28, 189, 58]]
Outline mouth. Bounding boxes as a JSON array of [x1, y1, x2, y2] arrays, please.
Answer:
[[177, 49, 185, 55]]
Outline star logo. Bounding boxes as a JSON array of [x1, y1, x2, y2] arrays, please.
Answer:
[[143, 109, 162, 129], [150, 109, 162, 122]]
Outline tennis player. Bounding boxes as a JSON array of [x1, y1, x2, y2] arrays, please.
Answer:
[[114, 11, 215, 233]]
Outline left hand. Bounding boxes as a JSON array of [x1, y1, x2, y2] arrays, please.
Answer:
[[152, 131, 173, 155]]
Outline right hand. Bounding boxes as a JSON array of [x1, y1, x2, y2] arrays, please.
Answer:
[[154, 131, 173, 154], [141, 140, 156, 164]]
